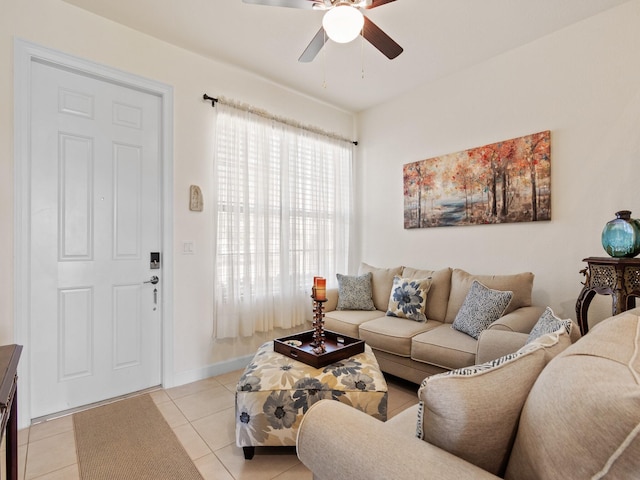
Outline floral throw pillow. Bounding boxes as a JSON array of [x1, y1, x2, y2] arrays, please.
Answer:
[[452, 280, 513, 339], [386, 276, 432, 322], [526, 306, 572, 344], [336, 272, 376, 311]]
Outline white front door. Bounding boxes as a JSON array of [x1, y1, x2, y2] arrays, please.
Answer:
[[28, 60, 163, 419]]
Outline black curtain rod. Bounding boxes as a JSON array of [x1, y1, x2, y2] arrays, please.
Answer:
[[203, 93, 218, 106], [202, 93, 357, 146]]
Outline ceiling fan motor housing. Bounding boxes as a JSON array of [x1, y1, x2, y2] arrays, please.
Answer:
[[322, 4, 365, 43], [314, 0, 372, 10]]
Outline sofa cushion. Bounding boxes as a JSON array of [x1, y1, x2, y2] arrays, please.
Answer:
[[336, 272, 376, 311], [416, 325, 572, 477], [386, 276, 432, 322], [358, 263, 403, 312], [526, 306, 572, 343], [402, 267, 452, 323], [359, 316, 439, 357], [373, 349, 449, 383], [445, 269, 534, 323], [452, 280, 513, 339], [411, 324, 478, 370], [505, 312, 640, 480], [323, 310, 386, 339]]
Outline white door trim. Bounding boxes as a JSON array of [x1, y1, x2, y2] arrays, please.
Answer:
[[14, 38, 174, 428]]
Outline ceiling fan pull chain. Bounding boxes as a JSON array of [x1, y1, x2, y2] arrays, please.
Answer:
[[361, 28, 365, 79], [322, 29, 328, 89]]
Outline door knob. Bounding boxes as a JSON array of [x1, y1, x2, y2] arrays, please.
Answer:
[[144, 276, 159, 285]]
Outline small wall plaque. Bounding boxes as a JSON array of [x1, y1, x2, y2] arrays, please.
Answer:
[[189, 185, 203, 212]]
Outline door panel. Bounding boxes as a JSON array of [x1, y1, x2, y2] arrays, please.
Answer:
[[113, 284, 142, 369], [60, 133, 93, 260], [29, 60, 162, 418], [114, 143, 142, 258], [59, 287, 93, 380]]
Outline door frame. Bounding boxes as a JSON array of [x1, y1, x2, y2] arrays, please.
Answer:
[[14, 38, 174, 428]]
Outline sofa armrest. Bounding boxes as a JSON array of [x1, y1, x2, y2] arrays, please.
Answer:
[[476, 330, 529, 364], [306, 288, 339, 322], [477, 316, 583, 363], [488, 305, 544, 334], [323, 288, 339, 312], [297, 400, 499, 480], [311, 288, 338, 312]]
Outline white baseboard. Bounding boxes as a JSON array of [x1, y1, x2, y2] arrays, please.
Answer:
[[167, 354, 254, 388]]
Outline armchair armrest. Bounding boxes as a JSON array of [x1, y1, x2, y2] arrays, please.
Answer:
[[297, 400, 499, 480], [488, 305, 544, 334]]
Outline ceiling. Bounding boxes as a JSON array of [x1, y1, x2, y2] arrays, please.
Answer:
[[61, 0, 630, 112]]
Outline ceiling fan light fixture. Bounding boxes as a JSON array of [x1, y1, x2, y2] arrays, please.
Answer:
[[322, 5, 364, 44]]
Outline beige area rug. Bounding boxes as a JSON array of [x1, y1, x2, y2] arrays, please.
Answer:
[[73, 394, 203, 480]]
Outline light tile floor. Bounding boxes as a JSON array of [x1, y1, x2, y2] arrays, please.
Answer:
[[12, 370, 419, 480]]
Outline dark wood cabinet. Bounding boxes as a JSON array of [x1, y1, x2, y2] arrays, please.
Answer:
[[0, 345, 22, 480]]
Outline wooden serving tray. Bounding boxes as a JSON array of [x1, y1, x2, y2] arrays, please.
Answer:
[[274, 330, 365, 368]]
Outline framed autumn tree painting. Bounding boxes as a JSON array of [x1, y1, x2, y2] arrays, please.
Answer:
[[404, 131, 551, 229]]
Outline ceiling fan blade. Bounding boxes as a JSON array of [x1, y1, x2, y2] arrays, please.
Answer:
[[298, 28, 327, 62], [242, 0, 318, 9], [362, 16, 403, 59], [366, 0, 397, 9]]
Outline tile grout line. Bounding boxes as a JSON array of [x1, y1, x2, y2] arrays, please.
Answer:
[[168, 392, 237, 480]]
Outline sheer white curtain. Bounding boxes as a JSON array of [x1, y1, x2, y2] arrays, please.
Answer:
[[212, 102, 353, 339]]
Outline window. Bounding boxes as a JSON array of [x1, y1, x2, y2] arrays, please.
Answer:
[[213, 102, 353, 338]]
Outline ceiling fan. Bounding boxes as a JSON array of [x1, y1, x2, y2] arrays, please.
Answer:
[[242, 0, 403, 62]]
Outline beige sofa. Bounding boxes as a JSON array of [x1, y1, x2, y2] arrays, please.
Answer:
[[322, 264, 547, 383], [298, 308, 640, 479]]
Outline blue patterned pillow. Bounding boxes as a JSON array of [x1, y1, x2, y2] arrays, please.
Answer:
[[386, 276, 432, 322], [526, 306, 572, 344], [452, 280, 513, 339], [336, 273, 376, 311]]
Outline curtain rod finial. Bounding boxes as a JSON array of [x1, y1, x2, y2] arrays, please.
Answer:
[[203, 94, 218, 107]]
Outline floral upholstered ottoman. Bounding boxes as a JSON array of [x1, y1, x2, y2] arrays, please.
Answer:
[[236, 341, 388, 459]]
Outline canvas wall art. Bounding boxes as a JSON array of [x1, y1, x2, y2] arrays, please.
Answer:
[[404, 130, 551, 229]]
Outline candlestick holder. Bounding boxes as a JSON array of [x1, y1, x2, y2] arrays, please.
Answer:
[[311, 296, 327, 354]]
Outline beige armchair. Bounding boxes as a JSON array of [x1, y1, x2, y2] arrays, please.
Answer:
[[297, 309, 640, 480]]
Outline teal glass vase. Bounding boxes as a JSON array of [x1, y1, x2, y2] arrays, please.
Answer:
[[601, 210, 640, 258]]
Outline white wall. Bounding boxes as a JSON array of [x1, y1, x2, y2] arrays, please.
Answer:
[[356, 0, 640, 329], [0, 0, 355, 390]]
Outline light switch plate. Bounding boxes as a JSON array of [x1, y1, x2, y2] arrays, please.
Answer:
[[183, 242, 195, 255]]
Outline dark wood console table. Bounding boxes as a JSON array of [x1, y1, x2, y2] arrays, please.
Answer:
[[576, 257, 640, 335], [0, 345, 22, 480]]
